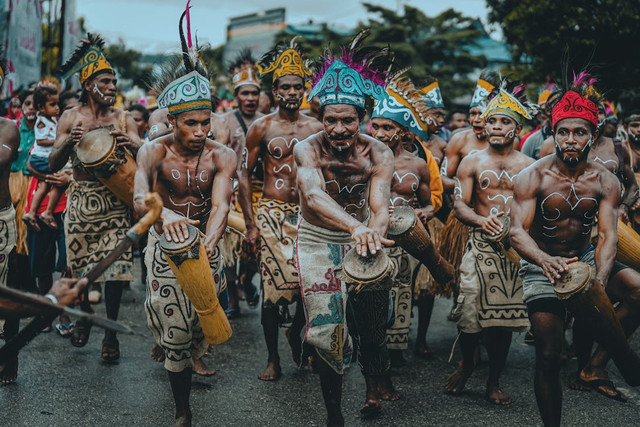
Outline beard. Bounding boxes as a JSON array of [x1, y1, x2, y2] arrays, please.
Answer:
[[277, 94, 301, 111], [555, 136, 593, 166]]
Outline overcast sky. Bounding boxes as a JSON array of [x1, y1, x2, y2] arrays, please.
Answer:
[[76, 0, 491, 54]]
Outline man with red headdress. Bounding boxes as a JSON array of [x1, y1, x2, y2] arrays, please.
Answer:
[[510, 83, 640, 425]]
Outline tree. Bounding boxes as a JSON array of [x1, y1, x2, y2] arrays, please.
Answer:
[[104, 39, 151, 88], [487, 0, 640, 108]]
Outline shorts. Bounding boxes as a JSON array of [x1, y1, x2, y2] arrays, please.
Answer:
[[29, 155, 52, 174], [26, 212, 66, 278]]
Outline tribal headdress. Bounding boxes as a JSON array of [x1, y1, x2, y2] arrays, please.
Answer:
[[154, 2, 211, 115], [469, 69, 500, 108], [421, 75, 444, 110], [229, 49, 261, 91], [257, 38, 312, 83], [482, 78, 532, 125], [308, 29, 392, 109], [372, 70, 429, 140], [551, 71, 600, 129], [537, 82, 558, 105], [59, 33, 114, 84]]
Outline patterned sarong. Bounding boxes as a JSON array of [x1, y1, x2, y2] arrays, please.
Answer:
[[257, 199, 300, 307], [457, 228, 529, 333], [64, 180, 133, 282], [297, 218, 353, 374], [144, 227, 227, 372], [386, 246, 419, 350], [9, 172, 29, 255], [0, 205, 17, 286]]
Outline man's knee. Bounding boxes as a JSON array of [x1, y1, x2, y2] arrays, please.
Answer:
[[536, 347, 562, 373]]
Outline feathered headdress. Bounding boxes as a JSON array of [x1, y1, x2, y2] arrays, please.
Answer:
[[537, 81, 558, 105], [421, 75, 444, 110], [229, 49, 261, 91], [308, 29, 392, 109], [257, 37, 312, 83], [551, 70, 600, 129], [59, 33, 114, 84], [372, 69, 429, 140], [470, 69, 500, 108], [155, 1, 211, 115], [481, 77, 532, 124]]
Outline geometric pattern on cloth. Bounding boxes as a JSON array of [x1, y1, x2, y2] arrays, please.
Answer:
[[257, 199, 300, 307], [144, 227, 227, 373], [468, 228, 529, 330], [297, 218, 353, 374], [0, 205, 17, 286], [386, 245, 417, 350], [64, 180, 133, 282]]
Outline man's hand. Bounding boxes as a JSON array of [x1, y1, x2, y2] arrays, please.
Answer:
[[203, 234, 220, 259], [162, 211, 200, 243], [110, 130, 137, 150], [618, 204, 630, 224], [351, 224, 395, 257], [540, 255, 578, 284], [480, 212, 504, 236], [49, 278, 88, 306], [45, 171, 71, 188], [242, 223, 260, 256], [66, 122, 84, 147]]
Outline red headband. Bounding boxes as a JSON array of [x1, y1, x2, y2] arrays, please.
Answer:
[[552, 90, 598, 129]]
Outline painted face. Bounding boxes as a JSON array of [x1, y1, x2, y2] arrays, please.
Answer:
[[370, 117, 403, 149], [485, 114, 520, 147], [88, 73, 117, 106], [236, 85, 260, 116], [322, 104, 360, 152], [9, 98, 21, 116], [169, 109, 211, 153], [468, 106, 486, 139], [39, 93, 59, 117], [554, 118, 595, 166], [130, 110, 148, 138], [426, 108, 445, 133], [627, 120, 640, 143], [21, 94, 36, 121], [449, 112, 467, 131], [273, 75, 304, 111]]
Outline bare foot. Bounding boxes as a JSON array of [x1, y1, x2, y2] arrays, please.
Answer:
[[486, 386, 512, 405], [359, 398, 382, 417], [174, 415, 191, 427], [257, 360, 281, 381], [378, 378, 401, 401], [22, 213, 40, 231], [151, 344, 165, 363], [39, 212, 58, 229], [0, 356, 18, 385], [445, 367, 472, 395], [192, 358, 216, 376]]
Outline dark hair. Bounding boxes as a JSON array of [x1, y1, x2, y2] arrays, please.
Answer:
[[318, 104, 366, 121], [59, 90, 79, 110], [34, 85, 59, 110], [128, 103, 150, 122], [447, 110, 466, 122], [18, 88, 34, 104]]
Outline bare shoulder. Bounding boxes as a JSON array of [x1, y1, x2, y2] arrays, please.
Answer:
[[0, 117, 19, 141], [299, 113, 323, 129], [429, 133, 447, 149], [511, 149, 536, 167], [447, 129, 472, 152], [294, 133, 321, 162]]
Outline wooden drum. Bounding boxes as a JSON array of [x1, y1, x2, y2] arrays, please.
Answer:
[[76, 127, 136, 208], [554, 262, 640, 386], [485, 216, 521, 266], [387, 205, 454, 285], [159, 224, 232, 345], [616, 219, 640, 272], [227, 209, 247, 236], [337, 248, 393, 293]]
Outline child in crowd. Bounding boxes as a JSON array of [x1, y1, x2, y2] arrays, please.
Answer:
[[22, 83, 61, 230]]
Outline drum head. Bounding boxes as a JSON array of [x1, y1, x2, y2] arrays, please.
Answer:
[[76, 128, 115, 165], [159, 223, 200, 253], [342, 248, 390, 283], [486, 215, 510, 242], [554, 261, 592, 299], [388, 205, 416, 237]]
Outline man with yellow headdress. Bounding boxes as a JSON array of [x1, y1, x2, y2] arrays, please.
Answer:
[[445, 80, 533, 405], [238, 39, 322, 381], [49, 34, 141, 361]]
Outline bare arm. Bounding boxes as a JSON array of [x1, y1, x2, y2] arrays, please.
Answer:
[[212, 115, 230, 146], [0, 121, 19, 170], [452, 157, 499, 231], [594, 173, 622, 284], [204, 146, 237, 257], [538, 136, 554, 158], [618, 144, 638, 222], [110, 112, 142, 156], [414, 159, 434, 224], [367, 142, 394, 238], [442, 133, 464, 191], [148, 109, 171, 141], [49, 110, 81, 172]]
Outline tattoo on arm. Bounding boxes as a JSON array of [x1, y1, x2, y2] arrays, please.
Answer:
[[454, 177, 463, 200]]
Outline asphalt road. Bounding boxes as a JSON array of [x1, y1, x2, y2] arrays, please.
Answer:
[[2, 257, 640, 426]]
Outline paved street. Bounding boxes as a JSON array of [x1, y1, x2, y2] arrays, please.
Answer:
[[2, 257, 640, 426]]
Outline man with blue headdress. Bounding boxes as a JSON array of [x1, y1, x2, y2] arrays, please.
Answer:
[[293, 30, 395, 424]]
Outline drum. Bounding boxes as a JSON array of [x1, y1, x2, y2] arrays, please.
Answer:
[[485, 215, 521, 266], [616, 219, 640, 272], [336, 248, 393, 293], [159, 224, 232, 345], [76, 127, 136, 208], [227, 209, 247, 236], [554, 262, 640, 386], [387, 205, 454, 285]]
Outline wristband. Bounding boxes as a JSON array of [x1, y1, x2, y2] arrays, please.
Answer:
[[44, 294, 58, 304]]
